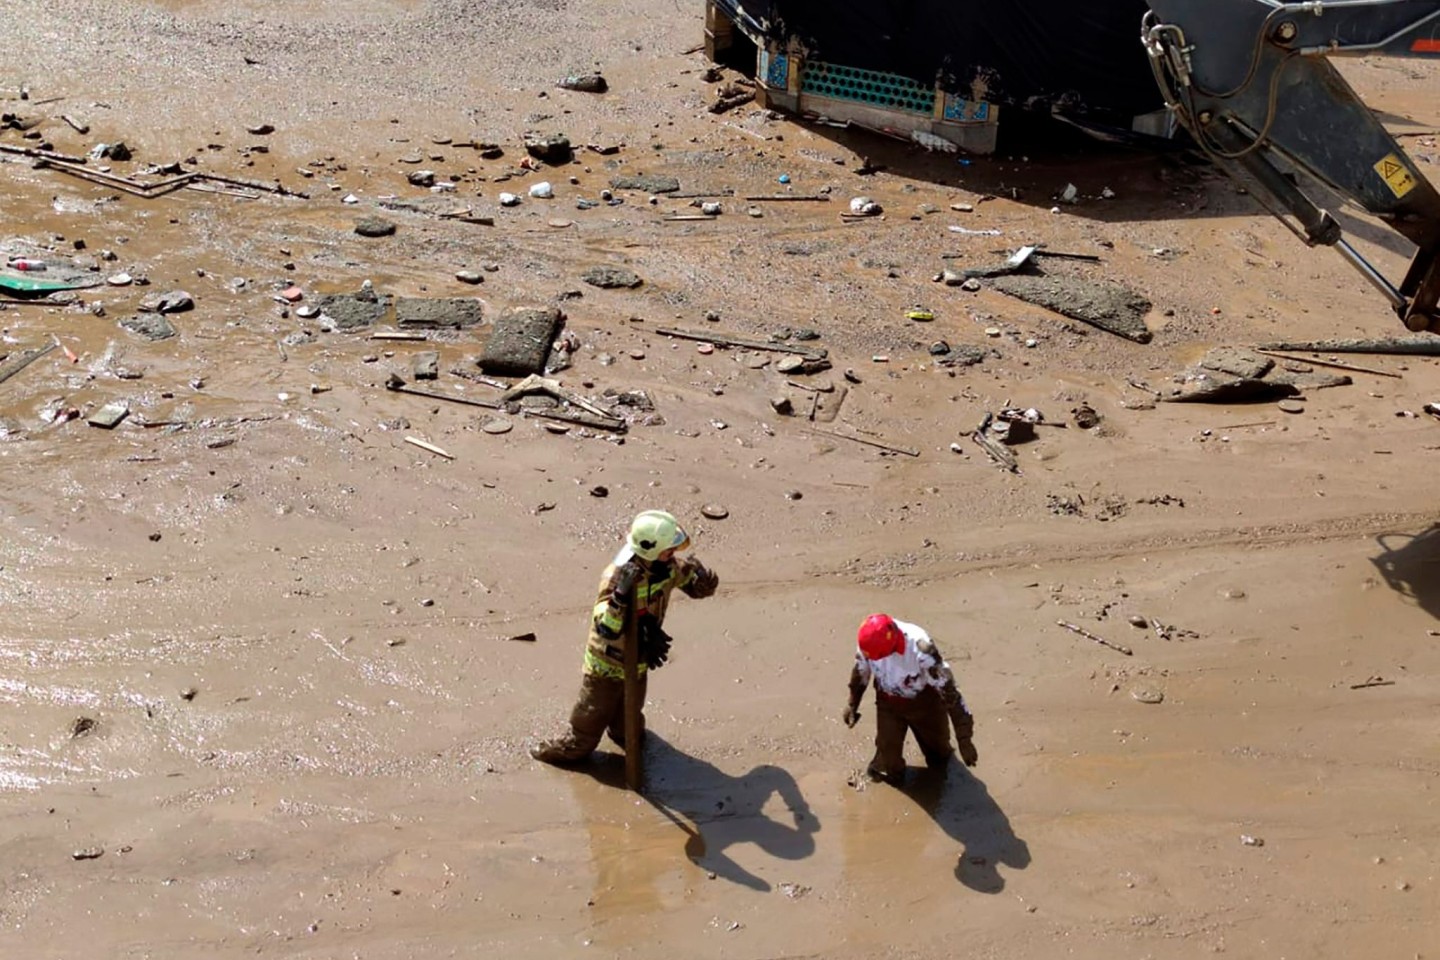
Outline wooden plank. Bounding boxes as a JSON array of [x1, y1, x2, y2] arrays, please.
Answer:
[[404, 436, 453, 459], [0, 341, 56, 387], [654, 325, 827, 360]]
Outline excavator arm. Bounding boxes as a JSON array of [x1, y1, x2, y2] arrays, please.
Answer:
[[1142, 0, 1440, 330]]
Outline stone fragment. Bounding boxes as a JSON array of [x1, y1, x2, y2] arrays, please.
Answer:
[[701, 504, 729, 519], [355, 217, 397, 238], [396, 297, 483, 329], [119, 314, 176, 341], [524, 133, 572, 164], [413, 351, 439, 380], [315, 288, 391, 330], [480, 306, 564, 376], [137, 290, 193, 314], [558, 74, 608, 93], [609, 174, 680, 194], [582, 266, 642, 289]]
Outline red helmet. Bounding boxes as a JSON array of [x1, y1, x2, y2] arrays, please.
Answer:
[[857, 614, 904, 660]]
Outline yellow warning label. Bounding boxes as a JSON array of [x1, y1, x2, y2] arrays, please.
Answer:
[[1375, 153, 1417, 198]]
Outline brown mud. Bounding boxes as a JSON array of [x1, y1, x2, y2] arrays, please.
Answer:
[[2, 2, 1440, 957]]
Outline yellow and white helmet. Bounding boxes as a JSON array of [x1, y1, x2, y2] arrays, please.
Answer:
[[627, 510, 690, 562]]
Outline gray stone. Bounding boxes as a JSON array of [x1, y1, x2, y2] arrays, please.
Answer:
[[610, 174, 680, 194], [1266, 369, 1352, 391], [119, 314, 176, 341], [354, 217, 397, 238], [558, 74, 608, 93], [395, 296, 483, 329], [524, 133, 572, 164], [414, 351, 440, 380], [1163, 369, 1299, 403], [990, 274, 1153, 343], [480, 306, 564, 376], [455, 270, 484, 285], [315, 289, 391, 330], [936, 344, 988, 367], [1197, 346, 1273, 380], [770, 396, 794, 415], [138, 290, 194, 314], [582, 266, 643, 289], [407, 170, 436, 187]]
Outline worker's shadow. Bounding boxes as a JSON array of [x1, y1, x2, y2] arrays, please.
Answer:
[[899, 762, 1030, 893], [585, 733, 819, 892], [1372, 525, 1440, 620]]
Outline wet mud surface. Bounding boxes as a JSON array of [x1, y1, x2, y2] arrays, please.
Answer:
[[3, 2, 1440, 957]]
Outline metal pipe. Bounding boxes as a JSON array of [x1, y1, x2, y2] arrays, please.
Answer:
[[1334, 238, 1408, 309]]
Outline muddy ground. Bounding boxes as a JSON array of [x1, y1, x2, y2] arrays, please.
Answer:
[[2, 2, 1440, 957]]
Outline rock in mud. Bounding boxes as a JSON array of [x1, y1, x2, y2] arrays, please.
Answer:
[[701, 504, 729, 519], [480, 306, 564, 376], [1197, 346, 1273, 380], [1266, 369, 1352, 391], [119, 314, 176, 341], [354, 217, 397, 238], [936, 344, 987, 367], [524, 133, 572, 164], [557, 74, 608, 93], [582, 266, 642, 289], [1163, 370, 1299, 403], [455, 270, 483, 285], [609, 174, 680, 194], [315, 288, 391, 330], [990, 274, 1153, 343], [137, 290, 194, 314], [396, 297, 483, 329]]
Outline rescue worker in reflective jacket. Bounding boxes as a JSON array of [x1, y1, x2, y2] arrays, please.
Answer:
[[531, 510, 719, 765], [843, 613, 977, 784]]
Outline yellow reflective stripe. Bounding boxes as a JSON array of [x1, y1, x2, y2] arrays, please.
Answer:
[[583, 648, 646, 679]]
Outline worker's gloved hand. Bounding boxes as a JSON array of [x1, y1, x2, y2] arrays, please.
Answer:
[[687, 563, 719, 599], [842, 704, 861, 728], [957, 737, 979, 768], [612, 560, 643, 606], [638, 614, 672, 670]]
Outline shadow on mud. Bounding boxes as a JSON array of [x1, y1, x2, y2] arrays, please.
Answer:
[[1372, 525, 1440, 620], [579, 734, 819, 892], [897, 761, 1031, 894]]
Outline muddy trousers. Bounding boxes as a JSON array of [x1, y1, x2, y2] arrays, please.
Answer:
[[533, 672, 648, 763], [868, 688, 953, 784]]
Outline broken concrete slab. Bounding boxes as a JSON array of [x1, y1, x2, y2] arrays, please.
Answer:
[[990, 274, 1152, 343], [610, 174, 680, 194], [1162, 369, 1300, 403], [1266, 369, 1352, 391], [582, 266, 643, 289], [395, 297, 483, 329], [1197, 346, 1273, 380], [120, 314, 177, 341], [316, 289, 392, 331], [936, 344, 989, 367], [480, 306, 563, 376], [414, 351, 439, 380]]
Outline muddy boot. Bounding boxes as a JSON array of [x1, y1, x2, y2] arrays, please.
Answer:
[[865, 762, 904, 787], [530, 739, 586, 765]]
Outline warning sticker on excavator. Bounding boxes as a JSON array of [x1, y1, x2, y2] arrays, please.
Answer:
[[1375, 154, 1417, 199]]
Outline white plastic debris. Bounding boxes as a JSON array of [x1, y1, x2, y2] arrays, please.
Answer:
[[911, 129, 958, 153], [342, 193, 360, 204], [529, 181, 554, 199], [849, 196, 882, 216], [948, 226, 1001, 236], [431, 182, 457, 193], [499, 192, 521, 206]]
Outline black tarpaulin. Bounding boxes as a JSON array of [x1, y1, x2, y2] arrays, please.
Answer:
[[746, 1, 1161, 121]]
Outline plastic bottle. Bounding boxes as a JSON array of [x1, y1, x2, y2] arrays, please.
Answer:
[[8, 258, 47, 271]]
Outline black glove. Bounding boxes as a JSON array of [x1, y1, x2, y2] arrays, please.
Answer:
[[958, 737, 979, 768], [612, 560, 642, 606], [842, 704, 861, 728], [638, 613, 673, 670]]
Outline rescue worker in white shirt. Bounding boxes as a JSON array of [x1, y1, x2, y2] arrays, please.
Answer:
[[531, 510, 719, 765], [843, 613, 978, 784]]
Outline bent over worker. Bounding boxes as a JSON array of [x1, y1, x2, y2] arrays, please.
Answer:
[[843, 613, 977, 784], [531, 510, 719, 765]]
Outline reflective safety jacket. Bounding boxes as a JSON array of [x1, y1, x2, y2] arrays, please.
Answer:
[[583, 546, 718, 679]]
